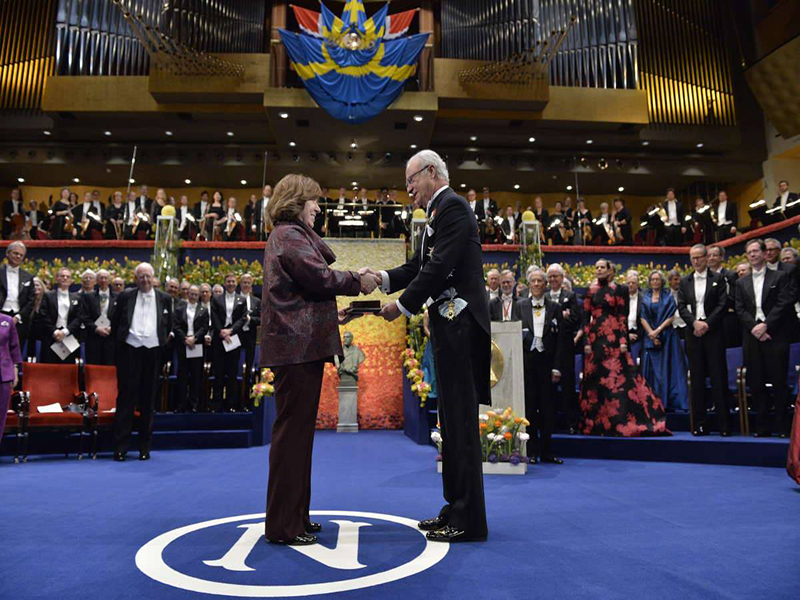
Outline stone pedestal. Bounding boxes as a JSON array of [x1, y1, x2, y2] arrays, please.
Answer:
[[484, 321, 525, 420], [337, 383, 359, 433]]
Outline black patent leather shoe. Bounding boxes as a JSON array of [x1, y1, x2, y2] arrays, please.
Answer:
[[720, 431, 732, 437], [306, 522, 322, 533], [753, 432, 771, 438], [779, 432, 789, 439], [692, 426, 708, 436], [426, 526, 486, 543], [268, 533, 318, 546], [113, 452, 126, 462], [541, 455, 564, 465], [139, 451, 150, 461], [417, 516, 447, 531]]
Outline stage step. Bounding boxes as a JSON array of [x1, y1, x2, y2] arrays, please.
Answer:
[[153, 412, 254, 431], [552, 431, 789, 468]]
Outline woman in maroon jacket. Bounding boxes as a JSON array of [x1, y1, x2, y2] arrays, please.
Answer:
[[260, 174, 375, 545]]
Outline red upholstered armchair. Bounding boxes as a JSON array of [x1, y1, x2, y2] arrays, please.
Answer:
[[20, 362, 89, 462], [83, 365, 120, 459]]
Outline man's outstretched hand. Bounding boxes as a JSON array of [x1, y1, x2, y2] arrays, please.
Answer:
[[380, 301, 401, 322]]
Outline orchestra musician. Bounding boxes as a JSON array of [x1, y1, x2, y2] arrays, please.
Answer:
[[219, 196, 243, 241], [712, 190, 738, 242], [612, 198, 632, 245]]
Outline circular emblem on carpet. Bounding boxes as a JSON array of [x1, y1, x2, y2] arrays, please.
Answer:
[[136, 510, 449, 597]]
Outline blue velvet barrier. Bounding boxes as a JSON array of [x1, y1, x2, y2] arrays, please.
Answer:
[[252, 396, 276, 446], [402, 367, 435, 445]]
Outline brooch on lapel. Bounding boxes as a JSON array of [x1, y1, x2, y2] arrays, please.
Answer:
[[712, 282, 718, 287]]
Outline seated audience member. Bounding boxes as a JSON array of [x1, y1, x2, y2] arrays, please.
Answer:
[[735, 239, 794, 437], [489, 270, 519, 322], [485, 269, 501, 301]]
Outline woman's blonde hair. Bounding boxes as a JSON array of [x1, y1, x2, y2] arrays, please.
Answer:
[[266, 174, 321, 227]]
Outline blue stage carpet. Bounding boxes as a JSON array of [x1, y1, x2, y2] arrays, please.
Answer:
[[1, 431, 797, 599]]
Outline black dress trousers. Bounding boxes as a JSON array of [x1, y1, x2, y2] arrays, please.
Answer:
[[429, 307, 488, 539], [265, 360, 324, 542]]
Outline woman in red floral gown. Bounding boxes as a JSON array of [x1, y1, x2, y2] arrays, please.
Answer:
[[579, 259, 669, 436]]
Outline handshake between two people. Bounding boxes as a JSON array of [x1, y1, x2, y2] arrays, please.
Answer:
[[337, 267, 402, 325]]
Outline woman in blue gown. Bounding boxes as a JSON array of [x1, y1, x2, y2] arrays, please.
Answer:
[[640, 270, 689, 411]]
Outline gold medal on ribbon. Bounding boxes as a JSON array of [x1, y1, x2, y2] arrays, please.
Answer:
[[446, 300, 456, 321]]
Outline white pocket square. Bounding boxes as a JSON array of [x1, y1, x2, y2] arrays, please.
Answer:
[[22, 280, 30, 287]]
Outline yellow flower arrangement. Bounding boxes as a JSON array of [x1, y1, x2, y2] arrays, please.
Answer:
[[250, 368, 275, 407]]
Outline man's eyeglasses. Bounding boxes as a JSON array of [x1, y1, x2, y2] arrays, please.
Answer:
[[406, 165, 431, 187]]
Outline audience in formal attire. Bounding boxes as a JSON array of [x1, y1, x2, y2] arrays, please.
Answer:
[[546, 264, 581, 434], [0, 242, 35, 355], [677, 245, 730, 434], [579, 259, 669, 436], [211, 273, 247, 412], [110, 262, 173, 461], [173, 284, 208, 413], [81, 269, 116, 365], [514, 268, 565, 464], [642, 269, 688, 408], [37, 268, 82, 364], [485, 269, 501, 302], [735, 239, 793, 437], [489, 270, 518, 322]]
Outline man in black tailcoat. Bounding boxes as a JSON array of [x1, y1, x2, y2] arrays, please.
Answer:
[[0, 241, 35, 353], [546, 263, 581, 434], [110, 262, 173, 461], [677, 244, 730, 436], [363, 149, 490, 543], [80, 269, 117, 365], [735, 239, 793, 437], [515, 268, 568, 464]]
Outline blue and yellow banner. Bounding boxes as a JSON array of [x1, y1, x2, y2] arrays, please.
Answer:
[[279, 2, 428, 124]]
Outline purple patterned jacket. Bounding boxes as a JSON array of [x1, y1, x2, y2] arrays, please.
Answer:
[[0, 313, 21, 383], [259, 220, 361, 367]]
